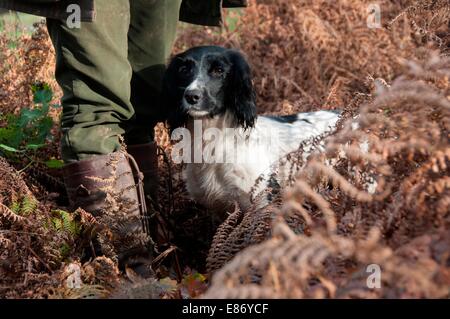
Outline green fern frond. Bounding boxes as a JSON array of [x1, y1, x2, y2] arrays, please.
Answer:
[[51, 210, 81, 237], [10, 201, 21, 214], [59, 243, 71, 259], [21, 195, 38, 215], [51, 217, 63, 231], [63, 211, 80, 236]]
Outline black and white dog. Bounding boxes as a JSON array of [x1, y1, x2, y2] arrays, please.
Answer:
[[163, 46, 340, 211]]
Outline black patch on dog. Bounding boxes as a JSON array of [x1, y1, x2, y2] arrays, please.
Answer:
[[269, 114, 313, 124]]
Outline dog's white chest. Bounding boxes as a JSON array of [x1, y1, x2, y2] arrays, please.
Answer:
[[183, 158, 262, 211], [179, 111, 341, 212]]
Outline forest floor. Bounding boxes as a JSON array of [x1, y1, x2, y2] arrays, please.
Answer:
[[0, 0, 449, 299]]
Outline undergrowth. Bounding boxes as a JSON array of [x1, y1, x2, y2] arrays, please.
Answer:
[[0, 0, 449, 299], [0, 82, 63, 170]]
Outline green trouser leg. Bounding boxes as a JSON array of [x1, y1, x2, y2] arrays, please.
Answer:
[[46, 0, 181, 162], [126, 0, 181, 145]]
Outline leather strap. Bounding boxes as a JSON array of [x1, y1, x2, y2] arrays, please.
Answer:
[[126, 153, 149, 236]]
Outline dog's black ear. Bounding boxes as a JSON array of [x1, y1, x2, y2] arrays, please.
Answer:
[[225, 50, 257, 129], [162, 56, 189, 133]]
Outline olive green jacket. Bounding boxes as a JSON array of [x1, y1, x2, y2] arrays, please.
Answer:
[[0, 0, 247, 26]]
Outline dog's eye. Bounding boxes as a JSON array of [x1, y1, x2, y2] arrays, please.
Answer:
[[178, 65, 191, 74], [210, 66, 225, 77]]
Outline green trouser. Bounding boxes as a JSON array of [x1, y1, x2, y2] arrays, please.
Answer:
[[46, 0, 181, 162]]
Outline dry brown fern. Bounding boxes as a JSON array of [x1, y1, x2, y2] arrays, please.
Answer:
[[203, 52, 450, 298], [1, 0, 449, 299]]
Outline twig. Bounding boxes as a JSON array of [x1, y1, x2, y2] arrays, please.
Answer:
[[26, 245, 53, 273]]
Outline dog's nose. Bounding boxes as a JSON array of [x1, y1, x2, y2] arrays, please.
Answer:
[[184, 89, 202, 105]]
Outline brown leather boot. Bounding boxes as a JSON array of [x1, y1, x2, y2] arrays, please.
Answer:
[[127, 142, 159, 209], [63, 151, 153, 277]]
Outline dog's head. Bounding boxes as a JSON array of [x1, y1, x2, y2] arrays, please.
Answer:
[[163, 46, 257, 130]]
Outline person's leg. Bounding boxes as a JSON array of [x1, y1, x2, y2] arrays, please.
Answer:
[[47, 0, 133, 162], [47, 1, 152, 274], [125, 0, 182, 209], [125, 0, 182, 144]]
